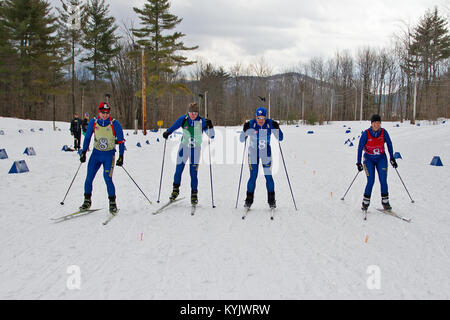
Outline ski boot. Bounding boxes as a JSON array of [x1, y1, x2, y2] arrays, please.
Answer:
[[244, 192, 254, 209], [268, 191, 276, 209], [191, 190, 198, 205], [169, 184, 180, 201], [361, 195, 370, 211], [109, 195, 118, 215], [79, 193, 92, 211], [381, 194, 392, 211]]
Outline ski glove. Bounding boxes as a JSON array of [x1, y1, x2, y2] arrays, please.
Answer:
[[272, 121, 280, 129], [390, 158, 398, 168], [80, 151, 87, 163], [162, 130, 170, 140], [116, 155, 123, 167], [205, 119, 214, 129], [356, 163, 363, 172], [243, 122, 250, 132]]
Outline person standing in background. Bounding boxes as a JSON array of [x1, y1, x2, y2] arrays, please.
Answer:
[[70, 113, 82, 150]]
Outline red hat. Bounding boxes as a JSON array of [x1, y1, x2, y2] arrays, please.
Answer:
[[98, 102, 111, 113]]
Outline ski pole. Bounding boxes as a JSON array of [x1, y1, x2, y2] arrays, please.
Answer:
[[394, 167, 415, 203], [278, 141, 298, 211], [121, 166, 152, 205], [235, 137, 247, 208], [157, 139, 167, 203], [340, 171, 360, 200], [208, 138, 216, 208], [60, 162, 82, 205]]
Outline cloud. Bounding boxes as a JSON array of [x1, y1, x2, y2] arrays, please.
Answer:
[[48, 0, 442, 73]]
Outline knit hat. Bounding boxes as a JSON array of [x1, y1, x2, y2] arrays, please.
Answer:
[[84, 112, 89, 117], [370, 114, 381, 123], [98, 102, 111, 113], [256, 107, 267, 117], [188, 102, 199, 113]]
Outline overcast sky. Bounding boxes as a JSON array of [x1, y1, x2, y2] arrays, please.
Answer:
[[50, 0, 448, 74]]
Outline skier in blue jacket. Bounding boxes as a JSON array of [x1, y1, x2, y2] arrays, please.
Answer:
[[240, 107, 283, 208], [162, 102, 215, 205], [79, 102, 126, 214], [357, 114, 397, 211]]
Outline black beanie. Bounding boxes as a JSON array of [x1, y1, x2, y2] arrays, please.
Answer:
[[371, 114, 381, 123]]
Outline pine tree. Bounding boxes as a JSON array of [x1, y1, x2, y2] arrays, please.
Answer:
[[408, 7, 450, 119], [409, 7, 450, 82], [0, 1, 16, 113], [132, 0, 198, 127], [1, 0, 62, 119], [81, 0, 120, 94], [57, 0, 86, 115]]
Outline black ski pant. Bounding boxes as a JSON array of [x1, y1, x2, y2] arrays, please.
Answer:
[[74, 132, 81, 150]]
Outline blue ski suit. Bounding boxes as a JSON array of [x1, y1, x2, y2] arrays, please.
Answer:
[[240, 119, 283, 193], [166, 114, 215, 191], [357, 127, 394, 197], [82, 116, 125, 197]]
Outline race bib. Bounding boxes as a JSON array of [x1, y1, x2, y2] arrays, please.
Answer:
[[98, 138, 109, 150]]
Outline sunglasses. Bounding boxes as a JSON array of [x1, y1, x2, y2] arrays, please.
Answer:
[[256, 116, 266, 120], [100, 110, 110, 114]]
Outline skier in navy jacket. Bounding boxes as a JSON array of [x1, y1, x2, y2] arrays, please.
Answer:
[[357, 114, 397, 211], [79, 102, 125, 214], [240, 107, 283, 209], [162, 102, 215, 205]]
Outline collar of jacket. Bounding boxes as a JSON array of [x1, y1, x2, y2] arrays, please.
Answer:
[[96, 116, 112, 127]]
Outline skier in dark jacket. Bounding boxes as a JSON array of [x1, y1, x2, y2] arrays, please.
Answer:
[[357, 114, 397, 211], [240, 107, 283, 209], [70, 113, 82, 150], [162, 102, 215, 205], [79, 102, 125, 214]]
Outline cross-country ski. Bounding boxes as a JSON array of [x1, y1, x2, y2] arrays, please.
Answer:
[[102, 210, 120, 226], [152, 197, 186, 215], [376, 208, 412, 223], [51, 209, 102, 222]]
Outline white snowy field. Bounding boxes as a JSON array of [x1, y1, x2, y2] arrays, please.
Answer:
[[0, 116, 449, 300]]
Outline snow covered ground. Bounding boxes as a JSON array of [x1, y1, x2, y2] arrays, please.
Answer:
[[0, 116, 449, 299]]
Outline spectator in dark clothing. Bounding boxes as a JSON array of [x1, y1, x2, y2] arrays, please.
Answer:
[[70, 113, 82, 150]]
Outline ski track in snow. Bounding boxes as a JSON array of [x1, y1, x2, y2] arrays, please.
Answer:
[[0, 117, 449, 299]]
